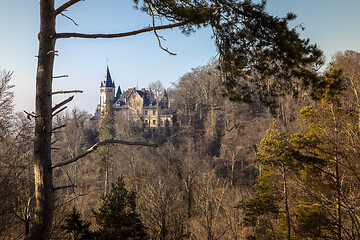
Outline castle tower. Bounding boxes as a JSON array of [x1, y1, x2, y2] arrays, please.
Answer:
[[100, 66, 115, 110]]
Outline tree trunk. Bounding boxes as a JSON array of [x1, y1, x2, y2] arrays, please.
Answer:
[[283, 167, 291, 240], [29, 0, 56, 239], [335, 155, 342, 240]]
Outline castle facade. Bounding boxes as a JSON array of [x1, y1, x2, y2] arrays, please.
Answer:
[[92, 66, 172, 128]]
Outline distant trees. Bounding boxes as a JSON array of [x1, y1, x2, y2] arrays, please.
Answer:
[[0, 68, 35, 238], [238, 59, 360, 239], [0, 69, 14, 138], [32, 0, 323, 238]]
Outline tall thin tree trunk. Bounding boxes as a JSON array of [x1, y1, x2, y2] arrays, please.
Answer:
[[331, 105, 342, 240], [283, 167, 291, 240], [29, 1, 56, 239], [105, 161, 109, 195], [335, 155, 342, 240]]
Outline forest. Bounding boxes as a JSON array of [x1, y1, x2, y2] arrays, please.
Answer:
[[1, 50, 360, 239]]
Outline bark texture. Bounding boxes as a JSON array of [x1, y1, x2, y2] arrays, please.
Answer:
[[29, 0, 56, 239]]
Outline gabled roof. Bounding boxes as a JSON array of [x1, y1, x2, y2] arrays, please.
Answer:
[[113, 88, 157, 107], [101, 66, 115, 88]]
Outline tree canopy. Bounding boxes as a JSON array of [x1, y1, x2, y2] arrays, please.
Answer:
[[131, 0, 323, 104]]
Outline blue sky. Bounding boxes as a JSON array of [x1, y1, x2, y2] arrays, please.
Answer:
[[1, 0, 360, 114]]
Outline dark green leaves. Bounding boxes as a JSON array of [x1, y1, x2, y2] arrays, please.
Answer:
[[133, 0, 323, 107]]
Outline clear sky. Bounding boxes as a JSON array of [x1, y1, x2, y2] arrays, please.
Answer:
[[1, 0, 360, 114]]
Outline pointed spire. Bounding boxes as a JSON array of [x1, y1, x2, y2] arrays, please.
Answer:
[[116, 86, 122, 97], [103, 65, 115, 87]]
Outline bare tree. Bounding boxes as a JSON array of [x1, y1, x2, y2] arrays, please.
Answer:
[[30, 1, 322, 239], [149, 80, 164, 100], [0, 69, 14, 140]]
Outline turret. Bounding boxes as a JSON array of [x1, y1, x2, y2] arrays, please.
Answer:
[[116, 86, 122, 99], [100, 66, 115, 110]]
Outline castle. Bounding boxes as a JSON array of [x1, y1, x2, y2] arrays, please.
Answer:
[[92, 66, 173, 128]]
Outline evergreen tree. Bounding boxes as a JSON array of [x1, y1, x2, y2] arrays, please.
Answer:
[[290, 66, 358, 239], [239, 121, 298, 239], [61, 207, 93, 240], [31, 1, 323, 238], [93, 177, 147, 240]]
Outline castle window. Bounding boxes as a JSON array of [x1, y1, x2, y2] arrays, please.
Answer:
[[153, 110, 156, 115], [153, 120, 156, 125], [145, 120, 148, 124], [145, 110, 148, 115]]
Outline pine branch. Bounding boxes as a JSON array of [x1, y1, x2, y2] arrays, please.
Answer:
[[53, 0, 83, 16], [60, 12, 79, 26], [148, 1, 176, 55], [54, 22, 186, 39]]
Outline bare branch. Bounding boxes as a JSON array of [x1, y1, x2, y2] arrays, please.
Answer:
[[51, 124, 67, 132], [51, 139, 159, 169], [54, 185, 76, 191], [53, 75, 69, 79], [60, 12, 78, 26], [23, 110, 38, 120], [55, 193, 87, 209], [53, 0, 83, 16], [47, 50, 58, 56], [52, 96, 74, 113], [54, 22, 186, 39], [10, 209, 26, 223], [51, 90, 83, 95], [148, 2, 176, 55], [51, 137, 63, 145], [52, 107, 67, 117], [61, 166, 77, 195]]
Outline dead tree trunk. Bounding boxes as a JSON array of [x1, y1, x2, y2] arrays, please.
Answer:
[[29, 0, 56, 239], [28, 1, 187, 239]]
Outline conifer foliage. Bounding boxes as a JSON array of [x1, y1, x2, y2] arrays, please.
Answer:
[[93, 177, 147, 240], [61, 207, 93, 240]]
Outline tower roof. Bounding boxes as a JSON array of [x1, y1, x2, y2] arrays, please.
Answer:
[[101, 66, 115, 88], [116, 86, 122, 96]]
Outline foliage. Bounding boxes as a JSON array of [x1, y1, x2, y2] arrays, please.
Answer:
[[311, 65, 345, 102], [93, 177, 147, 240], [293, 203, 327, 239], [238, 121, 296, 239], [133, 0, 323, 106], [61, 207, 93, 240], [31, 1, 325, 238]]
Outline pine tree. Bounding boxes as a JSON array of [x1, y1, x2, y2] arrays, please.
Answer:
[[239, 121, 298, 239], [61, 207, 93, 240], [93, 177, 147, 240]]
